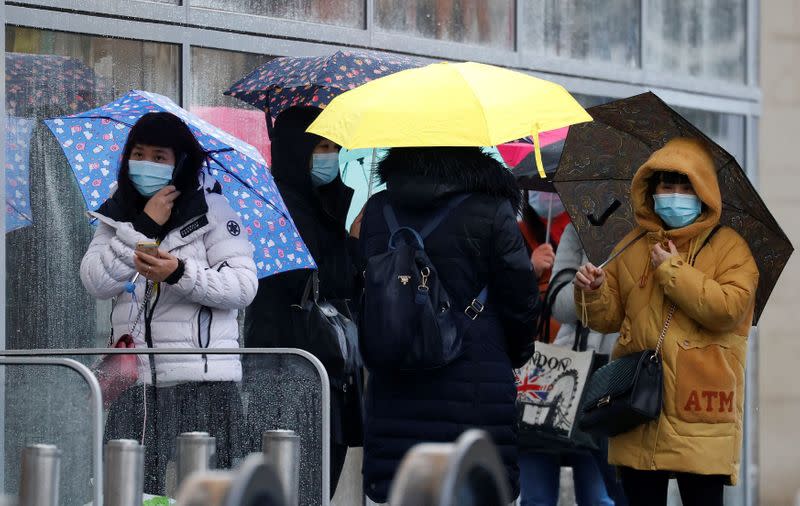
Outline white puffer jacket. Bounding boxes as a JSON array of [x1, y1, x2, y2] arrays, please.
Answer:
[[80, 191, 258, 384]]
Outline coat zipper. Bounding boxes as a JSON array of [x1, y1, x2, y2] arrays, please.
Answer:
[[197, 306, 213, 373], [144, 283, 162, 385]]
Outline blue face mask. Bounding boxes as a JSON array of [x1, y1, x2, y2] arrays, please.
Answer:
[[310, 152, 340, 187], [653, 193, 702, 229], [128, 159, 174, 197]]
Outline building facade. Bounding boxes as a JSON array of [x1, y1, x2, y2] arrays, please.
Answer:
[[1, 1, 780, 504]]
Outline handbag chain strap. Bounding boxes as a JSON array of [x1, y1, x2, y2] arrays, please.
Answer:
[[653, 303, 676, 360]]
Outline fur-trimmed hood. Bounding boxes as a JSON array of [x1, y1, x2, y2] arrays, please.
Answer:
[[377, 147, 521, 210]]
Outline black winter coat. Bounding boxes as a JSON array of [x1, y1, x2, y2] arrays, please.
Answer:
[[243, 107, 360, 447], [358, 148, 540, 502]]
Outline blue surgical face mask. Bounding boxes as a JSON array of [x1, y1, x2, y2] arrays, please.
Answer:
[[653, 193, 702, 229], [528, 191, 565, 217], [128, 159, 174, 197], [310, 152, 340, 187]]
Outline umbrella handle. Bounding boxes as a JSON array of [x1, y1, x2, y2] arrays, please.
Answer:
[[545, 198, 553, 245], [367, 147, 377, 197], [597, 231, 647, 270]]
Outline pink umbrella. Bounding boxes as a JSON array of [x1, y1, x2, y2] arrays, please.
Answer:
[[497, 127, 569, 168], [192, 106, 272, 166]]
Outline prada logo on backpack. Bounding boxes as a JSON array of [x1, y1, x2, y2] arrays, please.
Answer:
[[398, 275, 411, 285]]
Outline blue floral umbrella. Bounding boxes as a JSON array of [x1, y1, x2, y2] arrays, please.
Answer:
[[224, 50, 422, 129], [5, 117, 35, 232], [44, 90, 315, 278]]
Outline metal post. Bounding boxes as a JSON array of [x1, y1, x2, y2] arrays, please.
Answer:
[[262, 430, 300, 506], [104, 440, 144, 506], [176, 432, 217, 489], [18, 445, 60, 506]]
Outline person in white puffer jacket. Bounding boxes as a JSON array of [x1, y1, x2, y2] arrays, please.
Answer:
[[80, 112, 257, 494]]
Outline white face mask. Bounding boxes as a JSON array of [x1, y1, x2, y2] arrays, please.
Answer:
[[528, 191, 565, 217]]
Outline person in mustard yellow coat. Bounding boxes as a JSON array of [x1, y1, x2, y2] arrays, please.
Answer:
[[574, 138, 759, 506]]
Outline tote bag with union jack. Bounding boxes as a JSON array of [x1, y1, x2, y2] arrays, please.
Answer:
[[514, 340, 596, 450]]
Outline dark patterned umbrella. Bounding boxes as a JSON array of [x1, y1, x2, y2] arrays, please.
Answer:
[[553, 92, 792, 324], [223, 49, 421, 128], [5, 52, 108, 116]]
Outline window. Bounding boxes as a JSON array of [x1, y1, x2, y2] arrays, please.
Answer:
[[675, 107, 746, 165], [524, 0, 641, 67], [4, 26, 180, 351], [189, 47, 273, 165], [191, 0, 366, 29], [644, 0, 747, 82], [375, 0, 515, 49]]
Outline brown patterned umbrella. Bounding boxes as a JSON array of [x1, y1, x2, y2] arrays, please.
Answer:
[[553, 92, 792, 324]]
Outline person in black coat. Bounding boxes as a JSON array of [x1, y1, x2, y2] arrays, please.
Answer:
[[243, 106, 360, 495], [357, 147, 540, 503]]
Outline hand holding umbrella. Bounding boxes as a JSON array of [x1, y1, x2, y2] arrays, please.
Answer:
[[574, 263, 606, 292]]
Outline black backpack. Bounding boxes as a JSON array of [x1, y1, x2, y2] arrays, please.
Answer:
[[359, 194, 487, 371]]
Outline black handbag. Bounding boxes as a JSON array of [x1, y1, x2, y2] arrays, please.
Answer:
[[578, 304, 675, 437], [288, 271, 361, 384]]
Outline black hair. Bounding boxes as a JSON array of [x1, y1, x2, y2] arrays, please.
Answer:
[[378, 146, 522, 211], [116, 112, 207, 208], [647, 170, 691, 196], [269, 106, 322, 191]]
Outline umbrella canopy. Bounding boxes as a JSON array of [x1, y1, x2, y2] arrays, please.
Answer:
[[192, 106, 272, 165], [5, 117, 35, 232], [306, 61, 591, 177], [5, 52, 108, 116], [224, 50, 422, 124], [553, 92, 792, 324], [498, 127, 569, 168], [44, 90, 315, 278]]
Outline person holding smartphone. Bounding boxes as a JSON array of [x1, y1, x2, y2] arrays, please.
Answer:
[[80, 112, 258, 494]]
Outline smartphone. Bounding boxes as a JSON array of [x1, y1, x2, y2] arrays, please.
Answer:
[[135, 240, 159, 256]]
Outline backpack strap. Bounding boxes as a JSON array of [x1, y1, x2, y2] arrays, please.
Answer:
[[419, 194, 471, 239], [465, 286, 489, 321], [383, 194, 471, 250]]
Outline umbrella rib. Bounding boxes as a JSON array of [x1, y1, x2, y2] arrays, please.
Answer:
[[5, 200, 33, 222], [205, 156, 289, 220], [69, 114, 137, 128]]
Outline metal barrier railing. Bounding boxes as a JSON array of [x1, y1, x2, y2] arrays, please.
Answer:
[[0, 348, 330, 506]]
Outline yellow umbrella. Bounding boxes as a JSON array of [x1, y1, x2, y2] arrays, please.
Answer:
[[307, 61, 591, 177]]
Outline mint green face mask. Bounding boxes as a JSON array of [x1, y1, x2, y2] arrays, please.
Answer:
[[128, 159, 174, 196]]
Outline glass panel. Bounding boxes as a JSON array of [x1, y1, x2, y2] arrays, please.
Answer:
[[191, 0, 366, 29], [570, 95, 746, 166], [1, 362, 95, 504], [1, 351, 328, 505], [524, 0, 640, 67], [190, 47, 273, 165], [375, 0, 515, 49], [644, 0, 747, 82], [4, 26, 180, 351], [674, 107, 746, 165]]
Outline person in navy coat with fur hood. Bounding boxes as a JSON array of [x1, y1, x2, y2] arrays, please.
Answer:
[[357, 146, 540, 502]]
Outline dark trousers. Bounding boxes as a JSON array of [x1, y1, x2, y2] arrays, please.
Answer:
[[619, 467, 726, 506]]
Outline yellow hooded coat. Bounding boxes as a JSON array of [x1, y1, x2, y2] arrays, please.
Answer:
[[576, 138, 759, 483]]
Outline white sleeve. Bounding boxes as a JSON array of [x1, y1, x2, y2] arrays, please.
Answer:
[[170, 197, 258, 309], [80, 222, 142, 300]]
